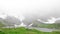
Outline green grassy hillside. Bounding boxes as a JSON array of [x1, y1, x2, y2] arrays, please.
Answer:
[[0, 27, 60, 34]]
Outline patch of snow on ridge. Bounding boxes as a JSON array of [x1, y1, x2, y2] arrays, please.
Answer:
[[14, 22, 27, 28], [28, 23, 33, 27], [37, 17, 60, 24]]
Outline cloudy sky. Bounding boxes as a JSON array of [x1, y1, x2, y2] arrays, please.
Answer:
[[0, 0, 60, 18]]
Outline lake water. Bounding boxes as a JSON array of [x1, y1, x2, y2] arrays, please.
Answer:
[[27, 27, 58, 32], [3, 26, 59, 32]]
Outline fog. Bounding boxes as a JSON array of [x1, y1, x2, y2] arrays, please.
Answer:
[[0, 0, 60, 19]]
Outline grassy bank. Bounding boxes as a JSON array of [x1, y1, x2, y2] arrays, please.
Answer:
[[0, 27, 60, 34]]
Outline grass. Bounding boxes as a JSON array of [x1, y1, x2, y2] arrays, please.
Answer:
[[0, 27, 60, 34]]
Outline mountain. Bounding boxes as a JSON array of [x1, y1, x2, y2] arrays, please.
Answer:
[[4, 16, 21, 26], [0, 14, 60, 29], [0, 16, 21, 27]]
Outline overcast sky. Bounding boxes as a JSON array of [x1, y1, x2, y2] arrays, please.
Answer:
[[0, 0, 60, 18]]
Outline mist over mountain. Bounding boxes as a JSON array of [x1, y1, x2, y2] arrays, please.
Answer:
[[0, 0, 60, 28], [5, 16, 21, 25], [0, 16, 21, 27]]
